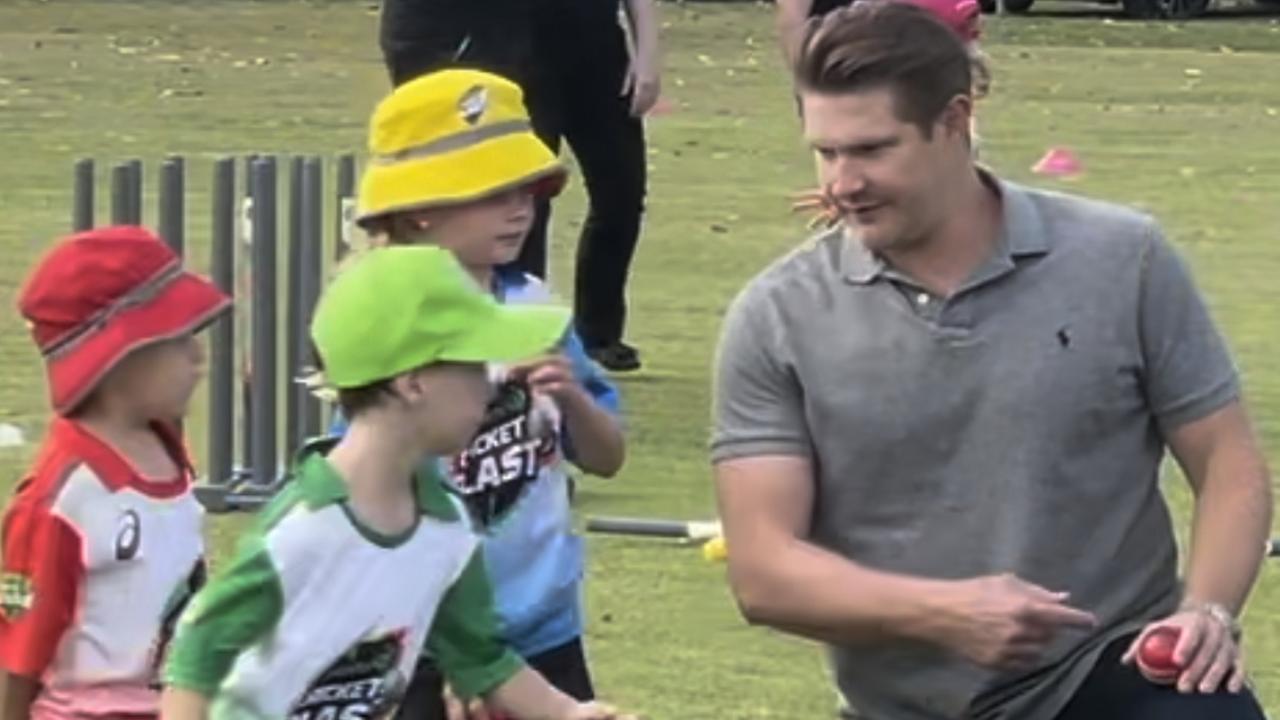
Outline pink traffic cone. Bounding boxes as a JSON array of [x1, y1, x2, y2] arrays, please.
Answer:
[[1032, 147, 1083, 178]]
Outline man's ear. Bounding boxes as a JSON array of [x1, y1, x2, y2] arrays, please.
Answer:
[[939, 94, 973, 141]]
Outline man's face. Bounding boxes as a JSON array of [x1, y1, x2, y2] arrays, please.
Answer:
[[801, 87, 968, 253]]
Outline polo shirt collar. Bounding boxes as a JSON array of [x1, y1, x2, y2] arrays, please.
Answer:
[[839, 168, 1051, 286]]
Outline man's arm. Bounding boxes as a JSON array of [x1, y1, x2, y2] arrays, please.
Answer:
[[714, 454, 952, 646], [0, 673, 37, 720], [621, 0, 661, 117], [776, 0, 815, 66], [1135, 223, 1271, 618], [1167, 401, 1272, 615], [1116, 222, 1270, 694], [714, 454, 1095, 667]]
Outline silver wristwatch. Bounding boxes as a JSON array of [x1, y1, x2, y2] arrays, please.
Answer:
[[1192, 601, 1242, 642]]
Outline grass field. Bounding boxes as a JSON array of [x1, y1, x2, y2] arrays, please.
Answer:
[[2, 1, 1280, 717]]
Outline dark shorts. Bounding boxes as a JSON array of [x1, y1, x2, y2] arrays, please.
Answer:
[[393, 637, 594, 719], [1053, 632, 1265, 720]]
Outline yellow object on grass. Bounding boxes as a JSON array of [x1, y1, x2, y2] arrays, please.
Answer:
[[702, 535, 728, 563]]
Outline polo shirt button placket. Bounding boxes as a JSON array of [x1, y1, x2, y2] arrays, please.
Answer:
[[916, 292, 946, 325]]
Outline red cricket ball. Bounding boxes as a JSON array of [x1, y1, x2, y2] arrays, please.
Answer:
[[1137, 626, 1182, 683]]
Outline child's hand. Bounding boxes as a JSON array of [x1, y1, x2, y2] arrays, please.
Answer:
[[566, 701, 637, 720], [443, 683, 493, 720], [509, 355, 580, 404]]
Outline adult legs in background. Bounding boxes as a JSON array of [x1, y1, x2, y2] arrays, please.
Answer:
[[555, 6, 647, 370], [513, 67, 565, 281]]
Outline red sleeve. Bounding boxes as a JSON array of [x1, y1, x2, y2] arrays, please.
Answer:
[[0, 493, 84, 678]]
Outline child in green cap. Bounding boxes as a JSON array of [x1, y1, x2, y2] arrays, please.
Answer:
[[160, 246, 632, 720]]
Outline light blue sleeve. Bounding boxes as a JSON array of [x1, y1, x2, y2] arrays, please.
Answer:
[[328, 410, 349, 437], [564, 330, 620, 414], [560, 330, 622, 464]]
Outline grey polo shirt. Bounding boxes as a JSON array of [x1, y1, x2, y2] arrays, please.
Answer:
[[710, 175, 1239, 719]]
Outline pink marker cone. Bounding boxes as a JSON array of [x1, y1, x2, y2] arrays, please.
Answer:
[[1032, 147, 1083, 178]]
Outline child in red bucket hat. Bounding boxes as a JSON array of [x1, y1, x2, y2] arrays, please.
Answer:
[[0, 225, 230, 720]]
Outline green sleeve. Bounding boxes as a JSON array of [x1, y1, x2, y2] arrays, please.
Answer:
[[427, 550, 524, 699], [163, 533, 285, 696]]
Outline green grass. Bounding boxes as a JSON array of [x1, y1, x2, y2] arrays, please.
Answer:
[[2, 1, 1280, 717]]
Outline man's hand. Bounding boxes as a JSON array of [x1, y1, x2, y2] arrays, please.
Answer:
[[1121, 605, 1247, 694], [936, 574, 1097, 671], [621, 52, 661, 118]]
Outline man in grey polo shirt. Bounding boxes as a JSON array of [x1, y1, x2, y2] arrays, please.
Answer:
[[710, 4, 1273, 719]]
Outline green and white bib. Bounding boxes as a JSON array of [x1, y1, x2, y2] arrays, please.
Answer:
[[165, 440, 522, 719]]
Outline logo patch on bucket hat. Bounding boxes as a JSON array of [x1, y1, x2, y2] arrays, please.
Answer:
[[459, 86, 488, 126]]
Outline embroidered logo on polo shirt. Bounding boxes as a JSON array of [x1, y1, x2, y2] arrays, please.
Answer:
[[458, 85, 488, 126], [115, 509, 141, 561], [0, 572, 34, 619]]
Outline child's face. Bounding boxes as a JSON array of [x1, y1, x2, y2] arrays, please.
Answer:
[[399, 189, 536, 269], [106, 334, 206, 421], [406, 362, 494, 455]]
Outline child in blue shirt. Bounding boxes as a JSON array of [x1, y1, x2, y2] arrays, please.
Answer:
[[336, 68, 626, 719]]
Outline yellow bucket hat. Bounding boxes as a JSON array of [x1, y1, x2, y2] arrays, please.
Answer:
[[357, 69, 567, 227]]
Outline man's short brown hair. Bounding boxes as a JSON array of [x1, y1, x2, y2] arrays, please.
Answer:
[[794, 1, 973, 136]]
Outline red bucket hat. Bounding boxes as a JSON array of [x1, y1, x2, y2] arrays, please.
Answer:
[[17, 226, 232, 415]]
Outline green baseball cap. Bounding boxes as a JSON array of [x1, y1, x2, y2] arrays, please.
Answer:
[[310, 246, 571, 389]]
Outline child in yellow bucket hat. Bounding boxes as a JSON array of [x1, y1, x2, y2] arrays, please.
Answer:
[[335, 70, 627, 720], [357, 70, 567, 222]]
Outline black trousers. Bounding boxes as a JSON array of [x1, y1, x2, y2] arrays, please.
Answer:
[[518, 0, 647, 348], [382, 0, 646, 349], [1052, 633, 1265, 720], [393, 637, 595, 719]]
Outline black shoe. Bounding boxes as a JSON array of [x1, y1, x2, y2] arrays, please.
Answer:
[[586, 342, 641, 372]]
